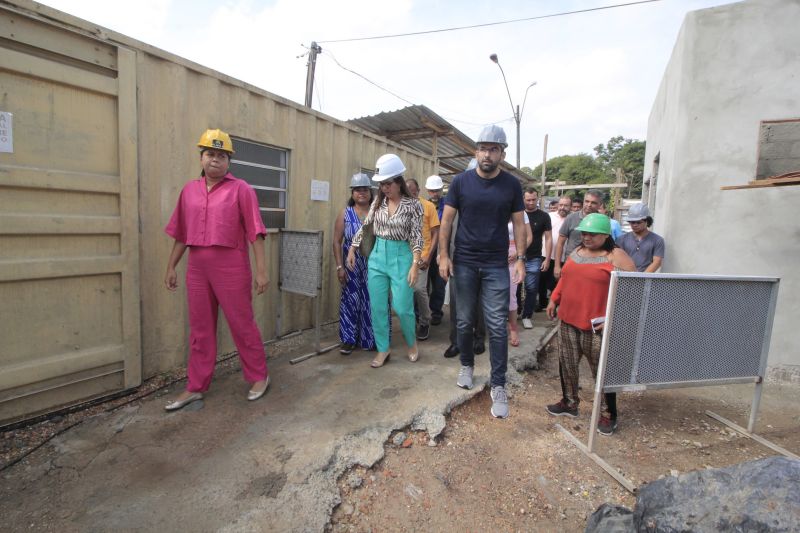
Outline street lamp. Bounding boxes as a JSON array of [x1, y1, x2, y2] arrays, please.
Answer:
[[489, 53, 536, 169]]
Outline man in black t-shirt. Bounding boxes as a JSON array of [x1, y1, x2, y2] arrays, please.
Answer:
[[518, 188, 552, 329], [439, 125, 525, 419]]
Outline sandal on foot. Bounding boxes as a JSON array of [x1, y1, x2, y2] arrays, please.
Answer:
[[371, 352, 391, 368]]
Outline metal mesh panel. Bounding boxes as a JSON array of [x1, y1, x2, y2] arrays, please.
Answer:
[[604, 275, 777, 388], [279, 231, 323, 297]]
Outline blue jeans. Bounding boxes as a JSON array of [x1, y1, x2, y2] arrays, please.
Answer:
[[521, 257, 543, 319], [454, 264, 510, 387]]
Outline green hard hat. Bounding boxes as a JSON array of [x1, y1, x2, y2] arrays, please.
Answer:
[[576, 213, 612, 235]]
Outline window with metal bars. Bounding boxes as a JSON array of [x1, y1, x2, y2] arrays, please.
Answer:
[[230, 137, 288, 229]]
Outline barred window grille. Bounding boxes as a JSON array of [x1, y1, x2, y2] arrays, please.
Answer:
[[231, 137, 288, 230]]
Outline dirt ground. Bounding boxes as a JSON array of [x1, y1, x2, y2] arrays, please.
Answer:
[[329, 340, 800, 533], [3, 323, 798, 533]]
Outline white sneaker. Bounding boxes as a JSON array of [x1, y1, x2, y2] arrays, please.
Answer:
[[457, 366, 474, 389], [490, 386, 509, 418], [522, 318, 533, 329]]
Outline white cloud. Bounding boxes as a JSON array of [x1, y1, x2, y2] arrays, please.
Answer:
[[40, 0, 172, 45], [37, 0, 739, 166]]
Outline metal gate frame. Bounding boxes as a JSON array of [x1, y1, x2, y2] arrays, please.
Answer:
[[557, 272, 796, 493], [275, 229, 338, 364]]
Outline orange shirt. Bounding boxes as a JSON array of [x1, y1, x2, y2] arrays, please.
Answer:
[[418, 197, 440, 259], [551, 251, 614, 331]]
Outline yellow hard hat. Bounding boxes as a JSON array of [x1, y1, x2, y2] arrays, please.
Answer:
[[197, 128, 234, 154]]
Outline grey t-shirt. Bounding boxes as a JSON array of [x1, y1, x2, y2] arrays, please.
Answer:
[[616, 231, 665, 272], [559, 211, 585, 260]]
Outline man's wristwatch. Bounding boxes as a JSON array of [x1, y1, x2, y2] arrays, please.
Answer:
[[516, 255, 526, 262], [336, 265, 343, 271], [415, 259, 425, 266]]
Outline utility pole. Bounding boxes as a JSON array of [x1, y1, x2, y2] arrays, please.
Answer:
[[304, 42, 322, 108]]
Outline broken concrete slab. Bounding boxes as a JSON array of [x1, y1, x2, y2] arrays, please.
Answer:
[[0, 315, 555, 532]]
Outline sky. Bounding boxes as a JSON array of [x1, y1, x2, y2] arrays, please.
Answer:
[[39, 0, 739, 169]]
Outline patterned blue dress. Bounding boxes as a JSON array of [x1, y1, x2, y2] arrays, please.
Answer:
[[340, 206, 377, 350]]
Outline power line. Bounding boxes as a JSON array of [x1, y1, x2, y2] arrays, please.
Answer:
[[324, 49, 416, 106], [322, 50, 512, 128], [318, 0, 661, 44]]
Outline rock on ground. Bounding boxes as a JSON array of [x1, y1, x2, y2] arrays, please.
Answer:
[[586, 456, 800, 532]]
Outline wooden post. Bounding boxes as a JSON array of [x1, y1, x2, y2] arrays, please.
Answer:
[[432, 132, 439, 173], [613, 167, 624, 220], [540, 134, 548, 198]]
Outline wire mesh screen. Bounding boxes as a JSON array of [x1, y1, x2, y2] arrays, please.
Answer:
[[603, 274, 778, 389], [279, 230, 323, 297]]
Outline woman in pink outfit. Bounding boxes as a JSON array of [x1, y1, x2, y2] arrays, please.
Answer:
[[163, 129, 270, 411]]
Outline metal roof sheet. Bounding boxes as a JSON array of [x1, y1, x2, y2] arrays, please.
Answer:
[[348, 105, 533, 184]]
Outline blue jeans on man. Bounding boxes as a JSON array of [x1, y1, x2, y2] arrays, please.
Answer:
[[453, 264, 509, 387], [520, 256, 543, 319]]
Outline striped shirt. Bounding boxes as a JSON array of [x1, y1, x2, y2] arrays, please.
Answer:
[[352, 195, 423, 253]]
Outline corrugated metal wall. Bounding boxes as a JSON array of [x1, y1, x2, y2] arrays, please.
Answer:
[[0, 0, 435, 423], [0, 6, 141, 422]]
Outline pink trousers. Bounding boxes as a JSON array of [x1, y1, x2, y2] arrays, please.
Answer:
[[185, 246, 267, 392]]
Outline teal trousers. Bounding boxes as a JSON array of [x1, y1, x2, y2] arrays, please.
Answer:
[[368, 237, 417, 352]]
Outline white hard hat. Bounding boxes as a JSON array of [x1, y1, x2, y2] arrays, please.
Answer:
[[373, 154, 406, 182], [425, 175, 444, 190], [476, 125, 508, 148], [626, 203, 651, 222]]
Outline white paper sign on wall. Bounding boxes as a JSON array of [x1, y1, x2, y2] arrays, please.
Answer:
[[310, 179, 329, 202], [0, 112, 12, 153]]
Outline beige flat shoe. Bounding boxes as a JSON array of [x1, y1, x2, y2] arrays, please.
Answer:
[[165, 392, 203, 411], [247, 376, 270, 401]]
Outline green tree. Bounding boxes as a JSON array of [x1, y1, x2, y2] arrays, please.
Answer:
[[523, 135, 645, 199], [532, 153, 606, 187], [593, 136, 646, 198]]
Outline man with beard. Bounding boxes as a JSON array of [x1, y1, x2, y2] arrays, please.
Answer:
[[518, 188, 552, 329], [439, 125, 525, 419], [555, 190, 603, 280]]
